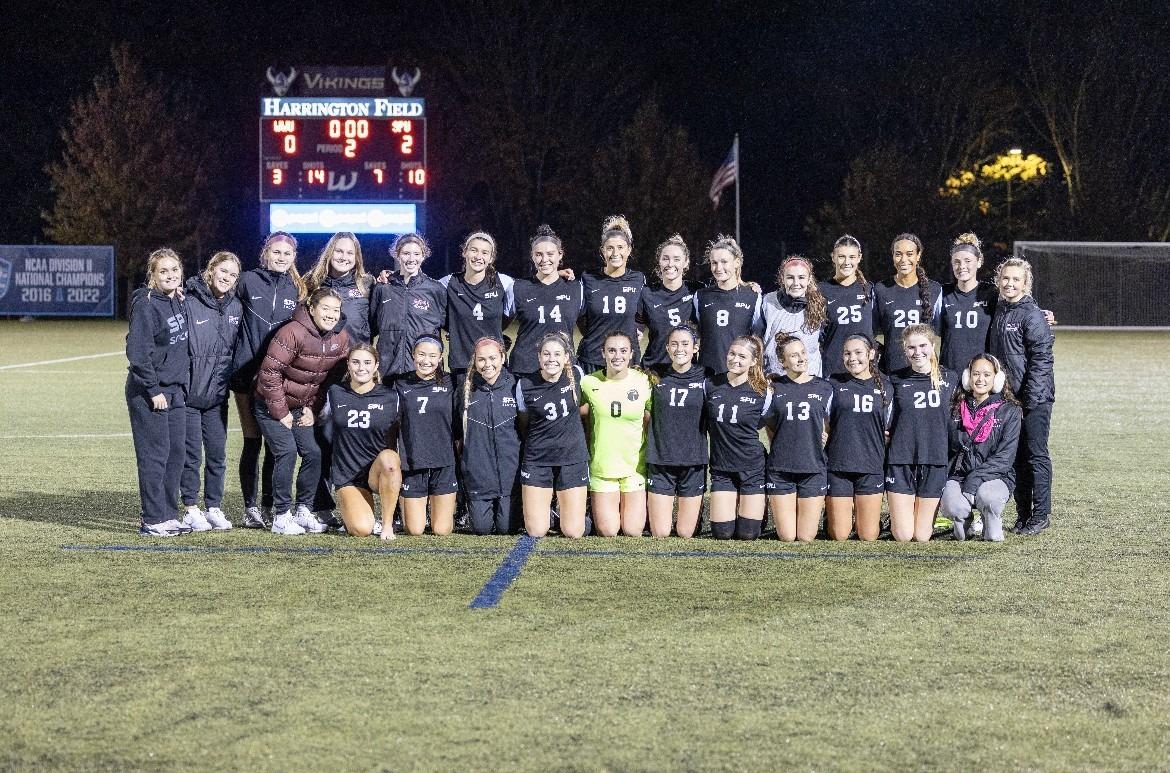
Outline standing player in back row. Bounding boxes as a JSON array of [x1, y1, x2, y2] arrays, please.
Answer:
[[576, 216, 646, 372], [873, 233, 943, 373], [819, 235, 875, 377], [694, 234, 763, 374], [637, 233, 698, 368], [940, 232, 999, 373], [509, 225, 583, 375], [440, 231, 515, 384]]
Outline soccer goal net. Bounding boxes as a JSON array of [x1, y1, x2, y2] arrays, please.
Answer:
[[1012, 242, 1170, 328]]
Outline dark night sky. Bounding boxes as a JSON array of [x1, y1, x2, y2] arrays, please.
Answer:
[[1, 0, 1034, 271]]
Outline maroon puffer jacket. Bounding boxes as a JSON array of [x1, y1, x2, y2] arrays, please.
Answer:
[[255, 305, 351, 420]]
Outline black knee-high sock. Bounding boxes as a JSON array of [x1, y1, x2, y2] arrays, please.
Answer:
[[239, 437, 262, 507], [260, 442, 275, 509], [735, 516, 762, 541], [710, 520, 736, 540]]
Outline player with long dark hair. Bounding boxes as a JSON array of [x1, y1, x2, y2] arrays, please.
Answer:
[[873, 233, 943, 373], [510, 225, 583, 376], [646, 324, 708, 538], [705, 335, 773, 540], [693, 235, 762, 374], [820, 234, 875, 377], [180, 250, 241, 531], [127, 248, 192, 536], [824, 334, 890, 541], [941, 353, 1022, 542], [576, 216, 647, 372], [885, 324, 957, 542]]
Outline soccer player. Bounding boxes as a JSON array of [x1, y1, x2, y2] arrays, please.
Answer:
[[180, 250, 241, 531], [704, 335, 773, 540], [304, 232, 374, 344], [455, 337, 522, 536], [989, 257, 1055, 536], [940, 233, 999, 373], [941, 353, 1022, 542], [323, 345, 402, 539], [694, 234, 763, 374], [825, 334, 890, 541], [873, 233, 943, 373], [254, 288, 351, 536], [581, 331, 652, 537], [516, 332, 590, 538], [127, 248, 193, 536], [765, 335, 833, 542], [646, 324, 708, 538], [394, 335, 458, 535], [885, 324, 957, 542], [510, 225, 583, 376], [576, 216, 646, 372], [230, 231, 304, 529], [637, 233, 698, 368], [369, 233, 447, 380], [761, 255, 827, 377], [820, 235, 875, 378], [440, 232, 515, 383]]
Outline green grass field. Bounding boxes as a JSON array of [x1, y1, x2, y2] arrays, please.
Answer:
[[1, 320, 1168, 770]]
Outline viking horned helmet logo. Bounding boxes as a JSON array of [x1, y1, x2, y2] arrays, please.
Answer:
[[391, 67, 421, 97], [266, 67, 298, 97]]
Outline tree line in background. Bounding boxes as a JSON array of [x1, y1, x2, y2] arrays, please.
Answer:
[[43, 5, 1170, 313]]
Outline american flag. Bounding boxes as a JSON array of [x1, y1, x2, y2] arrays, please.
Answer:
[[708, 137, 738, 208]]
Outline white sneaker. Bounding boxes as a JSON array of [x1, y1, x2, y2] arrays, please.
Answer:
[[271, 511, 306, 535], [293, 504, 327, 534], [183, 507, 214, 532], [243, 507, 269, 529], [204, 507, 233, 530], [972, 515, 985, 536], [139, 518, 193, 537]]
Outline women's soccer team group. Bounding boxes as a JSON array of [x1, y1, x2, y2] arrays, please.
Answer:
[[125, 215, 1055, 543]]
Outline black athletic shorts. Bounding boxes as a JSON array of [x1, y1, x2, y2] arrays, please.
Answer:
[[646, 463, 707, 497], [401, 465, 458, 499], [885, 463, 947, 498], [765, 469, 829, 498], [709, 466, 765, 495], [334, 461, 375, 492], [827, 470, 885, 497], [519, 460, 590, 491]]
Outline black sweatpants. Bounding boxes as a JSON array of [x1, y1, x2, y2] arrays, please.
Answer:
[[127, 385, 186, 525], [254, 402, 322, 515], [468, 496, 518, 535], [181, 403, 228, 509], [1015, 402, 1053, 524]]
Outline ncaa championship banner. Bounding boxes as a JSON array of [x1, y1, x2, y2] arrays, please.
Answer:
[[0, 245, 115, 317]]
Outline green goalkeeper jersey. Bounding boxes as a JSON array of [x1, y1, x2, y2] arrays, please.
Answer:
[[580, 369, 652, 479]]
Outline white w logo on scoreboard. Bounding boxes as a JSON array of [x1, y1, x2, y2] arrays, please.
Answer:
[[326, 172, 357, 191]]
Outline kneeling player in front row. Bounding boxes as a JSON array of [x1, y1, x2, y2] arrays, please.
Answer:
[[323, 345, 401, 538], [581, 330, 651, 537], [394, 336, 457, 535]]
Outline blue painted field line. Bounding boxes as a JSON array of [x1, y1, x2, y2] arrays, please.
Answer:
[[468, 535, 540, 610], [60, 544, 504, 557], [537, 548, 980, 562]]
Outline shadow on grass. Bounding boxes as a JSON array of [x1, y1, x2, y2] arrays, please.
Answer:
[[0, 490, 140, 533]]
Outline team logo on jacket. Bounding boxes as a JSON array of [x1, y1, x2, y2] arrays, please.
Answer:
[[682, 294, 693, 302], [367, 403, 384, 410], [556, 294, 572, 301], [502, 397, 516, 407], [412, 297, 430, 310], [329, 342, 339, 351], [432, 385, 447, 393], [623, 286, 637, 293], [348, 289, 362, 298], [228, 315, 240, 324], [627, 389, 639, 401], [484, 291, 499, 298], [283, 298, 296, 309], [735, 302, 751, 309]]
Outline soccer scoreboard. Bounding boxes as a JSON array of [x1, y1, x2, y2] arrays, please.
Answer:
[[259, 80, 427, 235]]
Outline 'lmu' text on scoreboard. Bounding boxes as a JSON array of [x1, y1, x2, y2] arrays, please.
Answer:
[[261, 98, 424, 118]]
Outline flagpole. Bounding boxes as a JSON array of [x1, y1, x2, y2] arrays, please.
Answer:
[[734, 134, 741, 245]]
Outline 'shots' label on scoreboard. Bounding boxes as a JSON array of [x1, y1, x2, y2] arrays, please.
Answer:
[[261, 98, 425, 117]]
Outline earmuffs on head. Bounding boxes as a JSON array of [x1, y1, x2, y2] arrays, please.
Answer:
[[962, 353, 1006, 393]]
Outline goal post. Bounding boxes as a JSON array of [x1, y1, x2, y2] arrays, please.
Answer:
[[1012, 241, 1170, 328]]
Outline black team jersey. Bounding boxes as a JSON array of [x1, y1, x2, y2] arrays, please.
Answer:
[[441, 272, 515, 370], [765, 375, 834, 474], [872, 279, 943, 373], [820, 279, 875, 377], [577, 269, 647, 370], [455, 369, 521, 499], [886, 366, 958, 465], [326, 382, 400, 486], [646, 364, 709, 466], [509, 277, 583, 375], [704, 374, 773, 472], [515, 366, 589, 466], [637, 282, 698, 368], [693, 284, 763, 374], [393, 372, 456, 470], [826, 374, 891, 475], [940, 281, 997, 372]]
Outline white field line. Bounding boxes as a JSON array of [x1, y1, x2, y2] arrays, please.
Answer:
[[0, 429, 243, 440], [0, 351, 123, 370], [1, 369, 125, 375]]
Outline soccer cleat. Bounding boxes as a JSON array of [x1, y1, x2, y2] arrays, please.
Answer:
[[139, 518, 193, 537], [316, 509, 343, 531], [1019, 517, 1050, 536], [204, 507, 233, 530], [183, 508, 214, 533], [933, 516, 953, 533], [971, 515, 984, 537], [242, 507, 269, 529], [293, 504, 327, 534], [271, 510, 306, 535]]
